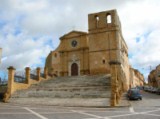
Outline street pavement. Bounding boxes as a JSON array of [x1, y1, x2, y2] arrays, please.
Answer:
[[0, 91, 159, 119]]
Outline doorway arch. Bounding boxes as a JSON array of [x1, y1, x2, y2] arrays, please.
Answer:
[[71, 63, 78, 76]]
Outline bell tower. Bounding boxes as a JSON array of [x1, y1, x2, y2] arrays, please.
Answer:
[[88, 9, 119, 31], [88, 9, 125, 75]]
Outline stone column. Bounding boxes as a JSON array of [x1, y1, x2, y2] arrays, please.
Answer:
[[115, 78, 119, 105], [116, 89, 120, 104], [7, 66, 15, 94], [119, 89, 122, 97], [44, 67, 48, 79], [110, 64, 117, 106], [3, 66, 15, 102], [116, 75, 121, 105], [36, 67, 41, 81], [25, 67, 30, 85], [109, 60, 121, 106]]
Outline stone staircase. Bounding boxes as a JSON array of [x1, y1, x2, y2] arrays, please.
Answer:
[[9, 74, 111, 107]]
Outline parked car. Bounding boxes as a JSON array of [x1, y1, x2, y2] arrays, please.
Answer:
[[144, 86, 153, 92], [127, 89, 142, 100], [127, 87, 137, 97], [156, 88, 160, 95], [151, 88, 158, 93], [144, 86, 149, 91], [136, 86, 143, 90]]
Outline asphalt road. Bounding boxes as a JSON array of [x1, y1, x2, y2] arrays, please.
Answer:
[[0, 91, 159, 119]]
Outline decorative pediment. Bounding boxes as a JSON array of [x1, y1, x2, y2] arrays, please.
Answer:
[[60, 30, 87, 40]]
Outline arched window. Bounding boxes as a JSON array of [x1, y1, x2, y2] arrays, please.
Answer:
[[95, 15, 99, 28], [106, 14, 112, 24]]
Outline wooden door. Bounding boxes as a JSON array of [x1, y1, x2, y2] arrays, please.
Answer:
[[71, 63, 78, 76]]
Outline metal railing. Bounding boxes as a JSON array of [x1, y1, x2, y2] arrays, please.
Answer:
[[14, 71, 26, 83]]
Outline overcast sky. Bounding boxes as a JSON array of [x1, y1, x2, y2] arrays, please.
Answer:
[[0, 0, 160, 80]]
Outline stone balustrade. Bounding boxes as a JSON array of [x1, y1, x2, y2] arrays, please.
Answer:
[[3, 66, 50, 102], [3, 63, 127, 107]]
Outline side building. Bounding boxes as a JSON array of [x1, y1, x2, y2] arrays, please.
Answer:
[[129, 67, 145, 88], [148, 64, 160, 88]]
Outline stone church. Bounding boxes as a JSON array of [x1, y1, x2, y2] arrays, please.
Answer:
[[45, 9, 130, 82]]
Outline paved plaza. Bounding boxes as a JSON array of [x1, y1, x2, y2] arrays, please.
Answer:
[[0, 91, 159, 119]]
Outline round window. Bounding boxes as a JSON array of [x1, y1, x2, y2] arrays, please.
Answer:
[[71, 40, 78, 47]]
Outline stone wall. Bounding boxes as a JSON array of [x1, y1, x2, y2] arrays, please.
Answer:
[[45, 51, 60, 76], [148, 64, 160, 88], [129, 68, 144, 88], [155, 65, 160, 88], [59, 31, 89, 76]]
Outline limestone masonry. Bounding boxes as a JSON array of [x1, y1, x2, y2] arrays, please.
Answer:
[[4, 9, 145, 107], [45, 9, 144, 90], [148, 64, 160, 88]]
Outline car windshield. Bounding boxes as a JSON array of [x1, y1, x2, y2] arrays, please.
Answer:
[[131, 90, 140, 95]]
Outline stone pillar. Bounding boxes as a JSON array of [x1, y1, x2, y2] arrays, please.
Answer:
[[119, 89, 122, 97], [115, 80, 119, 105], [116, 90, 120, 104], [116, 77, 121, 104], [44, 67, 48, 79], [25, 67, 30, 85], [109, 60, 121, 106], [7, 66, 15, 94], [110, 64, 117, 106], [36, 67, 41, 81]]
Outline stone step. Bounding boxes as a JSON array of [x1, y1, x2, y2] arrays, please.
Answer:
[[26, 86, 110, 91], [32, 74, 110, 88], [12, 85, 110, 98], [30, 84, 110, 89], [12, 90, 111, 98], [9, 98, 110, 107], [10, 74, 111, 100]]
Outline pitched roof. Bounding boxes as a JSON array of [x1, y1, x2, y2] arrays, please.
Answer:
[[60, 30, 88, 40]]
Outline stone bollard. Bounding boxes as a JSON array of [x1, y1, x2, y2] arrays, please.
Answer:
[[25, 67, 30, 85], [36, 67, 41, 81], [44, 67, 48, 79], [116, 89, 120, 104], [7, 66, 15, 94], [3, 66, 15, 102]]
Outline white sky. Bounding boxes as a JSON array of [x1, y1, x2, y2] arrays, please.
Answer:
[[0, 0, 160, 80]]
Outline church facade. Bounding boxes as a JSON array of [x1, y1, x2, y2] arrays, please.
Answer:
[[45, 9, 130, 84]]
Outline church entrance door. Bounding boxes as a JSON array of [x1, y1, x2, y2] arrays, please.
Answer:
[[71, 63, 78, 76]]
